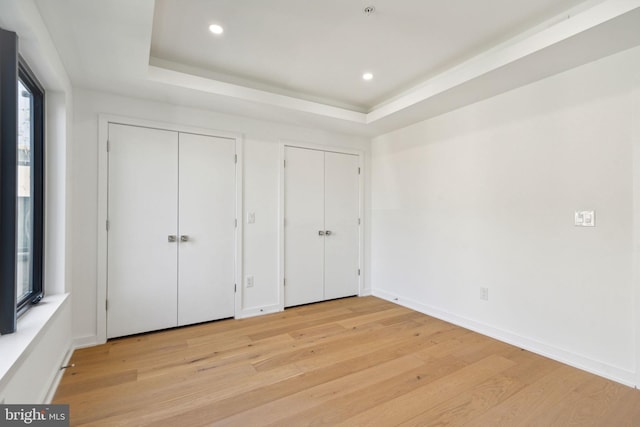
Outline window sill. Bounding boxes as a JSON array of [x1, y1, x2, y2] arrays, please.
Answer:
[[0, 293, 70, 392]]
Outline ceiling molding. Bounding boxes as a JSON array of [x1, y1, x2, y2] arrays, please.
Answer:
[[367, 0, 640, 129], [147, 65, 368, 124], [30, 0, 640, 136], [145, 0, 640, 131]]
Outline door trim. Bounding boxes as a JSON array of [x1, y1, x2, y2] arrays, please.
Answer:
[[97, 114, 243, 344], [278, 140, 365, 312]]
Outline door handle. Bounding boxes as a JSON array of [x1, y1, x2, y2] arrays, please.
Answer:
[[168, 235, 177, 243], [318, 230, 325, 236], [180, 235, 189, 242], [325, 230, 332, 236]]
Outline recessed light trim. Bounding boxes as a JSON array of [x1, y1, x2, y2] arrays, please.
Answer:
[[362, 72, 374, 81], [209, 24, 224, 35]]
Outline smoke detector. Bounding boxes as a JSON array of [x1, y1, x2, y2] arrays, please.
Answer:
[[363, 6, 375, 15]]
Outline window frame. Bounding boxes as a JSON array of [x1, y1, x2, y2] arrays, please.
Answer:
[[0, 27, 45, 335], [16, 57, 45, 316]]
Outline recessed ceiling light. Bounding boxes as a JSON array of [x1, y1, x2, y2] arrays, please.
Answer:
[[209, 24, 224, 35], [362, 72, 373, 81]]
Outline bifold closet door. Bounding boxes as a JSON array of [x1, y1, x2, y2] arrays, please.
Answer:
[[178, 133, 236, 326], [107, 124, 179, 338], [284, 147, 325, 307]]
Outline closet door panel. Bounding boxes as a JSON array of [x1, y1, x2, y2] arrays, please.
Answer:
[[107, 124, 178, 338], [284, 147, 325, 307], [324, 152, 359, 300], [178, 133, 236, 326]]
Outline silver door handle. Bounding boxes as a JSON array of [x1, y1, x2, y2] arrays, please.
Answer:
[[318, 230, 325, 236], [168, 235, 177, 242], [325, 230, 332, 236], [180, 235, 189, 242]]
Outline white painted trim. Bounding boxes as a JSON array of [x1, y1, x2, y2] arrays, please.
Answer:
[[98, 114, 241, 140], [234, 138, 245, 319], [44, 347, 73, 404], [0, 294, 70, 392], [278, 141, 365, 308], [97, 114, 244, 342], [236, 304, 282, 319], [147, 65, 368, 124], [633, 81, 640, 389], [277, 143, 286, 312], [368, 1, 640, 122], [0, 294, 71, 404], [142, 1, 640, 128], [72, 335, 99, 350], [357, 153, 365, 297], [373, 289, 637, 388], [96, 117, 108, 344], [359, 288, 372, 297], [280, 139, 364, 157]]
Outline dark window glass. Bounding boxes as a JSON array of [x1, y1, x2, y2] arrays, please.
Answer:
[[16, 59, 44, 316], [17, 79, 34, 303]]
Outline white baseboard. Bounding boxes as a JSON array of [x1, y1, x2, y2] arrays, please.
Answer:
[[373, 288, 637, 388], [236, 304, 283, 319], [73, 335, 99, 349], [44, 347, 73, 404], [71, 305, 284, 346], [359, 288, 372, 296]]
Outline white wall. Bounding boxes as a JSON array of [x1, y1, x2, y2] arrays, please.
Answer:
[[0, 0, 73, 403], [243, 140, 281, 311], [45, 91, 71, 295], [71, 89, 370, 345], [372, 45, 640, 386]]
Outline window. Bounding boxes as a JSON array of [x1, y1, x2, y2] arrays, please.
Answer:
[[16, 60, 45, 314], [0, 28, 45, 335]]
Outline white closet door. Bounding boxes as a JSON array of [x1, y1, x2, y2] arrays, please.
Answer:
[[107, 124, 178, 338], [324, 152, 360, 300], [178, 133, 236, 326], [284, 147, 325, 307]]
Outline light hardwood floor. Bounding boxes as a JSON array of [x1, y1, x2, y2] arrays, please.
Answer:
[[54, 296, 640, 426]]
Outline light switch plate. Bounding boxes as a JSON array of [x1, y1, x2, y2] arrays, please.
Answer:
[[247, 212, 256, 224], [575, 210, 595, 227]]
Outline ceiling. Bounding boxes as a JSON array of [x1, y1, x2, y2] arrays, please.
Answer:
[[150, 0, 588, 112], [33, 0, 640, 136]]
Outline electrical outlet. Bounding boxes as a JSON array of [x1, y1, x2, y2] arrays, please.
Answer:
[[246, 275, 254, 288], [480, 287, 489, 301], [574, 210, 595, 227]]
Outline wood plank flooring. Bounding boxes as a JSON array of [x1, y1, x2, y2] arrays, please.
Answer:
[[53, 296, 640, 426]]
